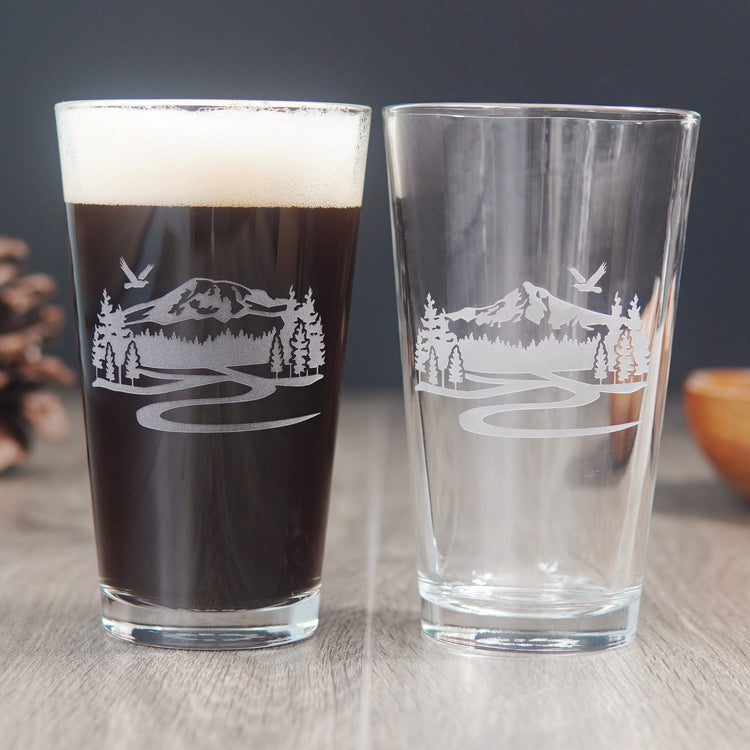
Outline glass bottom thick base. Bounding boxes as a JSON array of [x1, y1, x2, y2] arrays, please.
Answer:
[[420, 584, 640, 653], [100, 585, 320, 650]]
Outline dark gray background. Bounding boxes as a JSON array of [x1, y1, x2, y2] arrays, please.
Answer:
[[0, 0, 747, 389]]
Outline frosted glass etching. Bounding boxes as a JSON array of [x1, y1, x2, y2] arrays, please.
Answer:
[[91, 261, 325, 433], [414, 268, 651, 438]]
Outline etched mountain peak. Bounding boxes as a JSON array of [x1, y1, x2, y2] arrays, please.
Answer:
[[445, 281, 612, 335], [124, 278, 291, 327], [413, 271, 652, 439], [91, 271, 326, 434]]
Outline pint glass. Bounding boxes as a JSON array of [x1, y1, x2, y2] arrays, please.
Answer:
[[384, 104, 699, 651], [56, 100, 370, 648]]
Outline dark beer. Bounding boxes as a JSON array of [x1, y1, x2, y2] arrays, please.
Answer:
[[68, 203, 359, 610], [56, 101, 370, 644]]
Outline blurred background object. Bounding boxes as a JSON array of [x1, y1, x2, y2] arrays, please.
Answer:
[[0, 237, 74, 471], [684, 369, 750, 499], [0, 0, 746, 390]]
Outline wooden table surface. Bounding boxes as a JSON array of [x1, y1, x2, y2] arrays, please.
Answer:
[[1, 393, 749, 749]]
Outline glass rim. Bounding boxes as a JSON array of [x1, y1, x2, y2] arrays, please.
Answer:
[[55, 99, 371, 115], [382, 102, 699, 123]]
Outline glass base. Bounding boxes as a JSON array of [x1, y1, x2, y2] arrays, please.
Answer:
[[100, 585, 320, 650], [420, 586, 640, 653]]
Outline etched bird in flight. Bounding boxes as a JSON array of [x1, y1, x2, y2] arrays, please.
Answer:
[[567, 262, 607, 293], [119, 257, 154, 289]]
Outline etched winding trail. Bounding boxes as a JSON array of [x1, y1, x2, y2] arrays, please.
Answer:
[[136, 367, 323, 433], [419, 370, 645, 438], [96, 367, 323, 433], [93, 370, 226, 394]]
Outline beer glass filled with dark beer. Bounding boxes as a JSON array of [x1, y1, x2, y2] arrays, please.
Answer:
[[56, 100, 370, 648]]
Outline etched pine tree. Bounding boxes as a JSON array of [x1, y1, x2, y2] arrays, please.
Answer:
[[123, 340, 142, 385], [604, 292, 624, 372], [307, 312, 325, 373], [628, 294, 651, 381], [433, 309, 457, 386], [593, 336, 609, 384], [104, 342, 117, 383], [447, 344, 465, 389], [290, 320, 310, 376], [269, 330, 284, 378], [97, 290, 132, 368], [414, 294, 457, 387], [92, 289, 114, 377], [614, 328, 636, 383], [98, 288, 113, 320], [426, 346, 439, 386], [300, 287, 316, 321], [415, 293, 438, 380], [280, 286, 299, 367], [91, 327, 105, 377]]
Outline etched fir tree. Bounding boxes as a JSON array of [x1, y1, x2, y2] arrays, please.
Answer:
[[447, 344, 465, 389], [94, 288, 132, 369], [628, 294, 651, 381], [593, 336, 609, 384], [426, 346, 439, 386], [104, 342, 117, 383], [269, 330, 284, 378], [92, 289, 113, 377], [615, 328, 636, 383], [415, 293, 438, 380], [605, 292, 624, 373], [91, 327, 105, 376], [290, 320, 310, 376], [123, 340, 142, 385], [299, 287, 316, 320], [307, 312, 325, 373], [280, 286, 299, 366], [414, 294, 457, 386]]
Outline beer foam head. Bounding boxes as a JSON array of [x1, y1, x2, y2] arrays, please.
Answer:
[[55, 100, 371, 208]]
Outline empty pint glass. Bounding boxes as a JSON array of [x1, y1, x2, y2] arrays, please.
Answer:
[[384, 104, 699, 651], [56, 100, 370, 648]]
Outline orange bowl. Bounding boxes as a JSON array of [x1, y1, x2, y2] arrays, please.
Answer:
[[684, 369, 750, 498]]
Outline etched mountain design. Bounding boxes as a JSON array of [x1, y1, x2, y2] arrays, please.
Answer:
[[124, 278, 292, 327], [414, 274, 654, 439], [446, 281, 611, 330], [91, 272, 326, 434]]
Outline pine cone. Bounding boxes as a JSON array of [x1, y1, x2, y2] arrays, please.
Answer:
[[0, 236, 75, 472]]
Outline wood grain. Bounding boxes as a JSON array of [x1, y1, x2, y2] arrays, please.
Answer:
[[1, 394, 749, 749]]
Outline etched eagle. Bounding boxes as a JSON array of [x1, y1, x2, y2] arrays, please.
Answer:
[[567, 262, 607, 294], [119, 257, 155, 289]]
